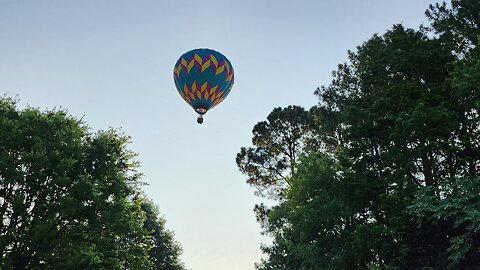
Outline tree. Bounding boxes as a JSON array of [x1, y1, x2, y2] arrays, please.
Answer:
[[236, 105, 315, 226], [256, 154, 357, 270], [0, 97, 184, 269], [409, 177, 480, 269], [426, 0, 480, 54], [406, 10, 480, 267], [236, 105, 314, 198], [448, 44, 480, 178], [141, 199, 185, 270], [315, 22, 479, 269], [244, 1, 480, 268]]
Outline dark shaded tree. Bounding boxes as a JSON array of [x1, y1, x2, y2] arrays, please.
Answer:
[[236, 106, 315, 226], [409, 177, 480, 269], [256, 154, 356, 270], [426, 0, 480, 54], [241, 1, 480, 269], [236, 106, 313, 198]]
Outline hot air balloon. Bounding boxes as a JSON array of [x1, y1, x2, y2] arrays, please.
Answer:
[[173, 48, 234, 124]]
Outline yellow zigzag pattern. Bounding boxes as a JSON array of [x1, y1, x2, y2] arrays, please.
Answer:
[[174, 54, 233, 81], [179, 81, 226, 106]]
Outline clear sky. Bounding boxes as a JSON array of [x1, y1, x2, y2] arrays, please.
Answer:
[[0, 1, 436, 269]]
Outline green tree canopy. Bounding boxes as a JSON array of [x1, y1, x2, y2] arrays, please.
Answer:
[[0, 97, 184, 270], [236, 106, 313, 198], [239, 1, 480, 269]]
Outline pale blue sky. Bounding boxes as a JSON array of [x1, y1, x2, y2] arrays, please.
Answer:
[[0, 1, 435, 269]]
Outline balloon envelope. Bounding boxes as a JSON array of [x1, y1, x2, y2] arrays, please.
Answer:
[[173, 48, 234, 115]]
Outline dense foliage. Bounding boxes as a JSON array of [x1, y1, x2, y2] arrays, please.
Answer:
[[238, 1, 480, 269], [0, 98, 184, 270]]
